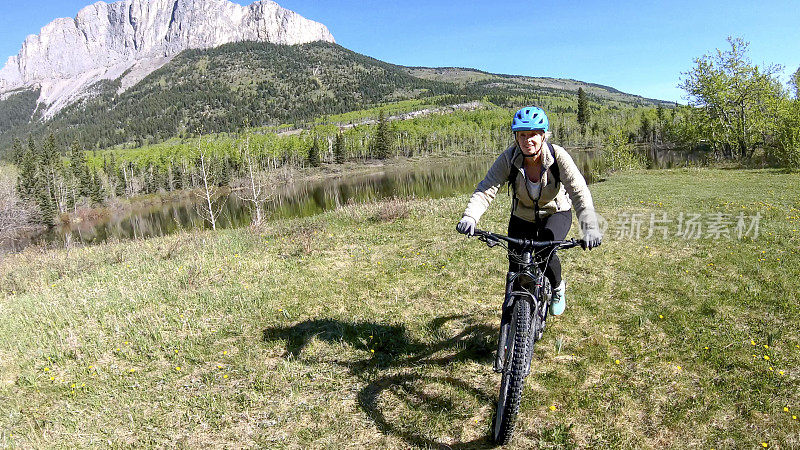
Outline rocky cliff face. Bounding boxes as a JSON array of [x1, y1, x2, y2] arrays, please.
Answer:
[[0, 0, 334, 118]]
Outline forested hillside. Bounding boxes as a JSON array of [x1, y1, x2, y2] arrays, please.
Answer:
[[0, 41, 665, 155]]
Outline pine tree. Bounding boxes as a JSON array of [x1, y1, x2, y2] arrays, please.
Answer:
[[89, 172, 105, 205], [372, 110, 392, 159], [36, 187, 57, 226], [115, 167, 126, 197], [70, 140, 91, 197], [173, 163, 184, 190], [334, 132, 345, 164], [577, 87, 590, 137], [17, 137, 37, 201], [10, 138, 23, 165], [308, 137, 321, 167]]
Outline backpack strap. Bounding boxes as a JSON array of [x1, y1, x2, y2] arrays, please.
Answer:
[[507, 154, 519, 216], [547, 142, 560, 185], [507, 142, 561, 220]]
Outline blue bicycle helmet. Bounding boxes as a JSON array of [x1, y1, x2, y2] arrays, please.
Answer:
[[511, 106, 549, 132]]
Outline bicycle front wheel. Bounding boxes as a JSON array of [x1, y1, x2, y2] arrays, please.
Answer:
[[492, 296, 530, 445]]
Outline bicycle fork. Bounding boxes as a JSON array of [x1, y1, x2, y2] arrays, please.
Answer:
[[494, 272, 515, 373]]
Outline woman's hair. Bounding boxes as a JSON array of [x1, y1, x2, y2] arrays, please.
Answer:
[[512, 131, 553, 145]]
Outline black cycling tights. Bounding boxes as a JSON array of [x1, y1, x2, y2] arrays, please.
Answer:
[[507, 211, 572, 288]]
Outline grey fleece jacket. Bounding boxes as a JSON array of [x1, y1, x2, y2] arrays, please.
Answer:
[[463, 142, 600, 233]]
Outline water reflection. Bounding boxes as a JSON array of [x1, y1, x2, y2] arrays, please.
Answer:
[[18, 148, 703, 251]]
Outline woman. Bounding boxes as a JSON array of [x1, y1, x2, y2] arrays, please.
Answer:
[[456, 106, 602, 315]]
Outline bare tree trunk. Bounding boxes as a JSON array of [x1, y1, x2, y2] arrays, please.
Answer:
[[195, 138, 223, 230], [233, 136, 285, 226]]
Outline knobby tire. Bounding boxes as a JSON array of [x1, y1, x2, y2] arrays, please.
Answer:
[[493, 296, 531, 445]]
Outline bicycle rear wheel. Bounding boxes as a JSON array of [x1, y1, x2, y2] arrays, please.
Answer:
[[492, 296, 530, 445]]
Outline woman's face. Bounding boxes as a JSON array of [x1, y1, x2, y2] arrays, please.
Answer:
[[516, 130, 546, 156]]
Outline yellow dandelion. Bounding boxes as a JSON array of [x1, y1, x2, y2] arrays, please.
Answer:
[[784, 407, 790, 412], [794, 415, 798, 420], [223, 374, 229, 379], [71, 383, 76, 388], [763, 344, 769, 349], [49, 376, 55, 381], [769, 367, 774, 371], [751, 340, 756, 346], [223, 350, 228, 355], [676, 366, 682, 370], [175, 367, 181, 371], [80, 383, 85, 387], [43, 367, 50, 372], [129, 368, 135, 373], [704, 346, 709, 350], [88, 365, 94, 369], [615, 360, 620, 365], [762, 443, 768, 448], [659, 314, 664, 319], [370, 349, 375, 353], [217, 364, 223, 369], [174, 350, 178, 354], [779, 370, 785, 375], [764, 355, 770, 360], [549, 405, 557, 411]]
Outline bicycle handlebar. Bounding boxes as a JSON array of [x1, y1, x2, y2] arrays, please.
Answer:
[[471, 228, 584, 251]]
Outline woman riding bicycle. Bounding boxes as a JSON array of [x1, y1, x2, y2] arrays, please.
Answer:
[[456, 106, 602, 316]]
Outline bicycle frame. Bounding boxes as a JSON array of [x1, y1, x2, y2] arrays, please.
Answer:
[[472, 229, 579, 375], [495, 245, 553, 374]]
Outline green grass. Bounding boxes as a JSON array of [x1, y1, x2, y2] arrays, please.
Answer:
[[1, 168, 798, 448]]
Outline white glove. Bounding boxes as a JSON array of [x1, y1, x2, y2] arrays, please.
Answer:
[[582, 228, 602, 250], [456, 216, 476, 236]]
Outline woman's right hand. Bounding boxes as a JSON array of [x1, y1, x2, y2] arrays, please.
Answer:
[[582, 229, 602, 250], [456, 216, 476, 236]]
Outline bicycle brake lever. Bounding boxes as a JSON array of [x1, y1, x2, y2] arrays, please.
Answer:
[[478, 235, 500, 248]]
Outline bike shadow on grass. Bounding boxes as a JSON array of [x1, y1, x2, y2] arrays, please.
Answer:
[[262, 315, 500, 448]]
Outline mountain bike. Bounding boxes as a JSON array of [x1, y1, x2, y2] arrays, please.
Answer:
[[468, 228, 583, 445]]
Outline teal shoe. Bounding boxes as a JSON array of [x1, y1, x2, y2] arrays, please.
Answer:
[[550, 281, 566, 316]]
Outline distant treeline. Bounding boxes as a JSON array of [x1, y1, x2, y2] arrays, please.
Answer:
[[8, 96, 679, 227]]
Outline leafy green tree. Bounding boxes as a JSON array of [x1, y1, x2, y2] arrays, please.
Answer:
[[773, 96, 800, 168], [790, 66, 800, 99], [679, 37, 783, 160], [577, 87, 590, 136]]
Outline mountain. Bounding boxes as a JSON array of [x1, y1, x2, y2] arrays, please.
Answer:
[[0, 2, 670, 155], [0, 0, 334, 119], [0, 40, 669, 153]]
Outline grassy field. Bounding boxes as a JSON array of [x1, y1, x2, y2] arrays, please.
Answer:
[[1, 168, 798, 448]]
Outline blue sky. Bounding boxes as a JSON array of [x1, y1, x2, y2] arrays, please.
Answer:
[[1, 0, 799, 102]]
